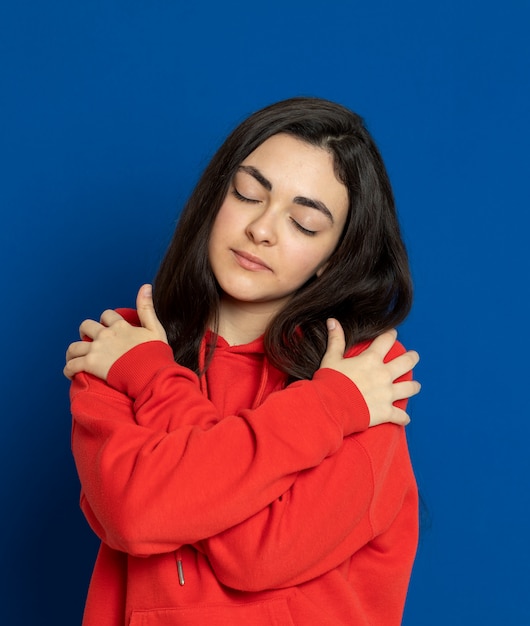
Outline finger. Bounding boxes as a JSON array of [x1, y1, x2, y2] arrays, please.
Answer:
[[388, 406, 411, 426], [324, 318, 347, 358], [386, 350, 420, 381], [365, 329, 398, 359], [78, 319, 103, 340], [65, 341, 90, 363], [100, 309, 125, 326], [63, 357, 86, 380], [63, 362, 74, 380], [391, 380, 422, 402], [136, 284, 162, 332]]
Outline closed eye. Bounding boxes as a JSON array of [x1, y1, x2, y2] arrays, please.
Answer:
[[232, 187, 259, 204], [232, 185, 317, 235], [290, 218, 317, 236]]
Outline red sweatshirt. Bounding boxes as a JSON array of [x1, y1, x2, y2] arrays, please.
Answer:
[[70, 309, 418, 625]]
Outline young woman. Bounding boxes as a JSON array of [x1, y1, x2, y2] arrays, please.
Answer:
[[65, 97, 421, 625]]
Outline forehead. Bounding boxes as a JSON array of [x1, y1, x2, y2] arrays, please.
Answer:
[[240, 133, 349, 212], [243, 133, 332, 168]]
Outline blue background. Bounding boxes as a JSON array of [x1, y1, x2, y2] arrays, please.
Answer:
[[1, 1, 528, 624]]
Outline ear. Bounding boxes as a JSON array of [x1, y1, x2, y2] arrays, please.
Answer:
[[316, 262, 328, 277]]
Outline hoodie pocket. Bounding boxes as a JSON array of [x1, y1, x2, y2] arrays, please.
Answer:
[[129, 597, 295, 626]]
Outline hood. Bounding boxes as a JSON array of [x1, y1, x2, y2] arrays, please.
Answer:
[[201, 330, 286, 414], [116, 308, 286, 414]]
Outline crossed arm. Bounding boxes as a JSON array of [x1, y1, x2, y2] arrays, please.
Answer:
[[66, 285, 420, 569]]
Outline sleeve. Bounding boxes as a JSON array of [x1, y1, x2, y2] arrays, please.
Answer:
[[70, 341, 370, 558], [195, 341, 417, 591], [196, 425, 416, 591]]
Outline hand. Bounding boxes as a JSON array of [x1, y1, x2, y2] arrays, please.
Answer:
[[63, 284, 168, 381], [320, 319, 420, 427]]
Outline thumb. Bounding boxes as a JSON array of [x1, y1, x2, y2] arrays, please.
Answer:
[[136, 284, 160, 331], [323, 318, 346, 361]]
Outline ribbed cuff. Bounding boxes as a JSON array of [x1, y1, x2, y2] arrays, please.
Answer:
[[311, 368, 370, 435], [107, 341, 176, 398]]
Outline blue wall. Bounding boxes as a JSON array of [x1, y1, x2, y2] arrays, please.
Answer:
[[2, 2, 528, 624]]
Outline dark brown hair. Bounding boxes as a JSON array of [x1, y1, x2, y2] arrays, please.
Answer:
[[154, 97, 412, 380]]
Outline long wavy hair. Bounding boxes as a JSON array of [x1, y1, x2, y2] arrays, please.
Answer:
[[153, 97, 412, 381]]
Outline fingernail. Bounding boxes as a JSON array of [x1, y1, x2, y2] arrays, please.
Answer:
[[143, 284, 152, 297], [327, 318, 336, 331]]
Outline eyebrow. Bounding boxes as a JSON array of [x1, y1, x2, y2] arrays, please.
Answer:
[[236, 165, 334, 223], [293, 196, 334, 224], [237, 165, 272, 191]]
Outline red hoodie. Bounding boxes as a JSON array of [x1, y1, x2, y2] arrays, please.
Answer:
[[70, 309, 418, 625]]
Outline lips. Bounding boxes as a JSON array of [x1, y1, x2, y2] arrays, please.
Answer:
[[232, 249, 273, 272]]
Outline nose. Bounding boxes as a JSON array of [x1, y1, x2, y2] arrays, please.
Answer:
[[245, 208, 277, 245]]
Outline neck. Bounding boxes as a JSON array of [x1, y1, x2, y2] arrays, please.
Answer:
[[215, 297, 282, 346]]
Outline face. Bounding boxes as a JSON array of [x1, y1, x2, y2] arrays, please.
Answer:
[[208, 133, 349, 318]]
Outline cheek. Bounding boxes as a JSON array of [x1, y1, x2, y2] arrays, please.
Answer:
[[209, 207, 230, 247], [285, 242, 334, 281], [211, 202, 242, 240], [300, 235, 342, 278]]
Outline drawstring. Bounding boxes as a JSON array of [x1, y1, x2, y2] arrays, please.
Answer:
[[177, 559, 185, 586], [175, 550, 185, 586], [175, 333, 270, 587], [174, 335, 210, 588], [252, 358, 270, 409], [198, 334, 208, 397]]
